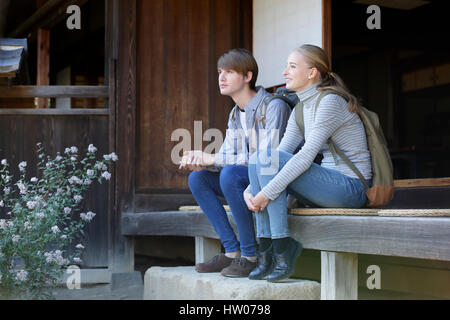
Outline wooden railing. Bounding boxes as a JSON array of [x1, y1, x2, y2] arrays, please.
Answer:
[[0, 85, 110, 115], [0, 85, 109, 98]]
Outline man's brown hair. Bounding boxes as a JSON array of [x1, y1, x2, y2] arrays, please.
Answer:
[[217, 48, 258, 91]]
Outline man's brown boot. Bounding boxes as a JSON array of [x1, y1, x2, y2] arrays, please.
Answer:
[[195, 253, 233, 273]]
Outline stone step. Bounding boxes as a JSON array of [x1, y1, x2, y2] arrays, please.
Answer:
[[144, 266, 320, 300]]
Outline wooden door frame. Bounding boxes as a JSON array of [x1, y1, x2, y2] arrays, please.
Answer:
[[322, 0, 332, 68]]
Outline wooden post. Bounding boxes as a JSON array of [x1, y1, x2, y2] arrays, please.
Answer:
[[36, 28, 50, 108], [321, 251, 358, 300], [322, 0, 332, 68], [195, 237, 222, 264], [35, 0, 50, 108], [107, 0, 136, 273]]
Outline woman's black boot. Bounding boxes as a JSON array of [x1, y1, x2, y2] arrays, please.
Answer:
[[266, 238, 303, 283], [248, 244, 274, 280]]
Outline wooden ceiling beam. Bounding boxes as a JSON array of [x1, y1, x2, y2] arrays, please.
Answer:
[[7, 0, 88, 38]]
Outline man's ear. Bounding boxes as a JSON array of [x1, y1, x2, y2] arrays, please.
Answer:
[[244, 71, 253, 84]]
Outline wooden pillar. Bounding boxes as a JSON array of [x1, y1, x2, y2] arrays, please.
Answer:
[[36, 28, 50, 108], [107, 0, 136, 273], [195, 237, 222, 264], [322, 0, 332, 68], [321, 251, 358, 300], [36, 0, 50, 108]]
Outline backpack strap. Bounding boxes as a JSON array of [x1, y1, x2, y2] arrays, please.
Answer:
[[295, 89, 370, 191], [328, 140, 370, 191]]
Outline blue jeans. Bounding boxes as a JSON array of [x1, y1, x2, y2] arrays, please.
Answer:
[[248, 150, 370, 239], [188, 165, 257, 257]]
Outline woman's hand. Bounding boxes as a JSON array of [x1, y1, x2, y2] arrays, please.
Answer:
[[179, 151, 215, 171], [250, 191, 270, 212], [243, 191, 259, 212]]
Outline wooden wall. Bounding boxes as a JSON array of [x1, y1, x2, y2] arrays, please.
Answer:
[[135, 0, 252, 192]]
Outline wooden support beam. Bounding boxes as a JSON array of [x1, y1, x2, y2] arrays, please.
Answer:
[[36, 28, 50, 108], [321, 251, 358, 300], [8, 0, 65, 37], [195, 237, 222, 264]]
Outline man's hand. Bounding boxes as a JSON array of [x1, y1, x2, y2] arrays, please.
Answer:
[[179, 150, 215, 171]]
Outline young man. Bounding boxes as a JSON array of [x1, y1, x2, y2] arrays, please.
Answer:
[[179, 48, 291, 277]]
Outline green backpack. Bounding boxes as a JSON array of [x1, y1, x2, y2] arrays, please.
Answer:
[[295, 89, 394, 207]]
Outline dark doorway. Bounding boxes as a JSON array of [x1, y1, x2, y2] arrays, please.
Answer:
[[332, 0, 450, 179]]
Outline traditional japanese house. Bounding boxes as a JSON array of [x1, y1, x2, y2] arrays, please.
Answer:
[[0, 0, 448, 299]]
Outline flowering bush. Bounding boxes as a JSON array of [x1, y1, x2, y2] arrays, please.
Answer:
[[0, 143, 117, 299]]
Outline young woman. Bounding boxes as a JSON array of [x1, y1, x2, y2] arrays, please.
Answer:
[[244, 44, 372, 282], [179, 48, 291, 277]]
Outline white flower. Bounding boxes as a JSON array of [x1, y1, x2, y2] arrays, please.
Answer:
[[2, 175, 10, 183], [94, 163, 103, 170], [3, 187, 10, 195], [75, 244, 84, 250], [69, 176, 82, 185], [23, 221, 32, 230], [70, 156, 76, 161], [18, 161, 27, 172], [26, 201, 37, 210], [15, 270, 28, 282], [86, 169, 94, 176], [0, 200, 4, 207], [70, 146, 78, 153], [64, 207, 71, 214], [60, 235, 67, 240], [17, 181, 27, 195], [51, 225, 60, 234], [1, 159, 7, 166], [46, 162, 53, 168], [88, 144, 97, 153], [73, 195, 83, 203], [101, 171, 111, 180], [30, 177, 38, 183], [12, 235, 20, 242], [64, 147, 71, 154], [73, 257, 82, 264], [80, 211, 96, 222], [84, 178, 92, 185], [55, 155, 63, 161], [103, 154, 111, 161], [35, 212, 45, 219], [109, 152, 118, 162], [0, 219, 6, 230]]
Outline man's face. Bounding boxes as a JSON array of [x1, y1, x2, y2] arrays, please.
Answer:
[[218, 68, 250, 96]]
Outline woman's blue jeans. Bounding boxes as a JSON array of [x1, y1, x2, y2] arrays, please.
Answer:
[[248, 150, 370, 239], [188, 165, 257, 257]]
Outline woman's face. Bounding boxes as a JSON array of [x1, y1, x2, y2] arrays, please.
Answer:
[[282, 51, 315, 92], [218, 68, 250, 96]]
